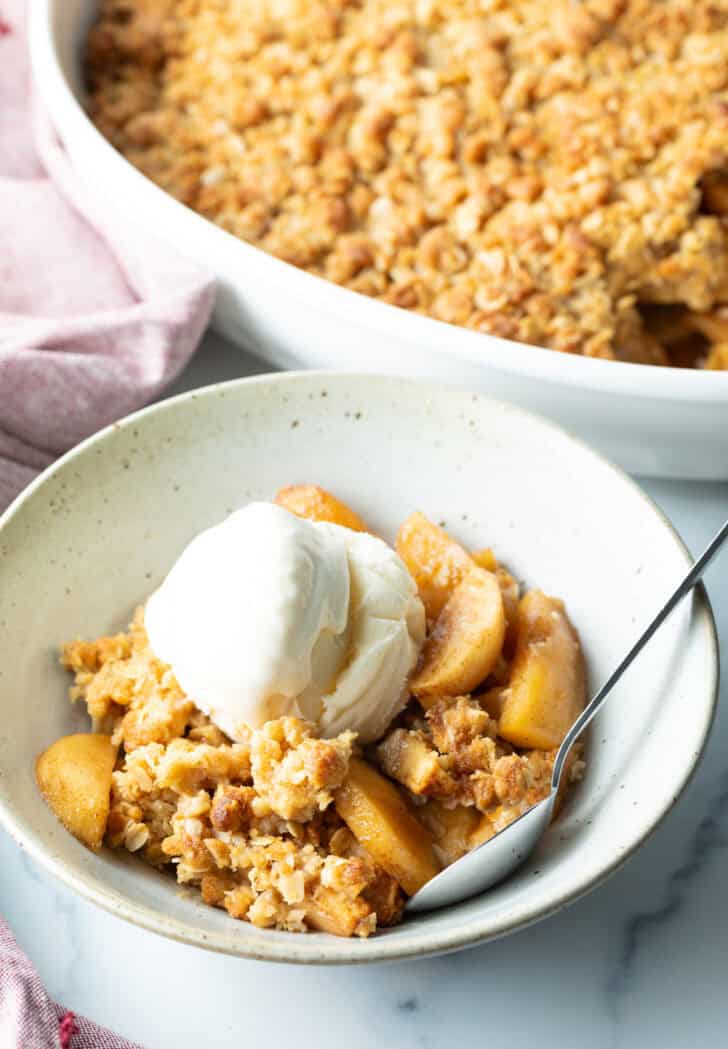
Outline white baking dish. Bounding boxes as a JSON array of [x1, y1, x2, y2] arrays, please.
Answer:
[[29, 0, 728, 479]]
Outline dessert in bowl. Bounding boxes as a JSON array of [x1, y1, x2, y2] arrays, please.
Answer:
[[0, 374, 718, 962], [36, 491, 585, 937]]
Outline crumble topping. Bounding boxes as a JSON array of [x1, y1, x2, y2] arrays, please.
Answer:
[[377, 695, 581, 814], [377, 694, 583, 860], [85, 0, 728, 367], [64, 615, 401, 937]]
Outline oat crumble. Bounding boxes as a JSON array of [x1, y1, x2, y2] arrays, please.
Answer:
[[85, 0, 728, 367], [62, 609, 397, 937]]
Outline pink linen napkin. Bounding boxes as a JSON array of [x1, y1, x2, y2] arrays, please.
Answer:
[[0, 917, 145, 1048], [0, 0, 216, 512], [1, 4, 213, 1043]]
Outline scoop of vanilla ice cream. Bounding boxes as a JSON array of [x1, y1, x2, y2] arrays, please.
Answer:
[[314, 522, 425, 741], [144, 502, 424, 743]]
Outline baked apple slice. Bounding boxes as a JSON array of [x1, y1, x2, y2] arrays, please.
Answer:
[[335, 758, 439, 896], [471, 547, 497, 572], [411, 566, 506, 703], [275, 484, 369, 532], [495, 567, 520, 654], [396, 512, 473, 620], [498, 591, 586, 750], [36, 733, 117, 851]]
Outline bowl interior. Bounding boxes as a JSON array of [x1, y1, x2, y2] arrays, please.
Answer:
[[0, 373, 716, 962]]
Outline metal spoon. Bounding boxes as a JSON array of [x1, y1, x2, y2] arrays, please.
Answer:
[[406, 516, 728, 914]]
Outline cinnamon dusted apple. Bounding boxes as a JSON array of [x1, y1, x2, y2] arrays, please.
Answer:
[[36, 733, 117, 851], [396, 512, 474, 621], [411, 566, 506, 702], [498, 591, 587, 751]]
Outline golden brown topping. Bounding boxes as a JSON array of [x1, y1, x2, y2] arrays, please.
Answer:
[[85, 0, 728, 368], [250, 718, 353, 822], [210, 785, 256, 833]]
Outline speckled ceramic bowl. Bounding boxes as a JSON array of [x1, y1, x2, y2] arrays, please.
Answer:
[[0, 373, 718, 963]]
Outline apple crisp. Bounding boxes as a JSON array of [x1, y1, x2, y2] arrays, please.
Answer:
[[37, 487, 585, 937], [85, 0, 728, 368]]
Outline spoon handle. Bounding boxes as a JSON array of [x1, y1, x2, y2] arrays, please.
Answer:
[[551, 516, 728, 789]]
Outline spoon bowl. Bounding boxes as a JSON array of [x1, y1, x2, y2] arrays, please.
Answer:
[[407, 796, 556, 913]]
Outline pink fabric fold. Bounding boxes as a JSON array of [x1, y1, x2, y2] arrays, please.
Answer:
[[0, 0, 216, 511], [0, 917, 145, 1048], [0, 5, 211, 1042]]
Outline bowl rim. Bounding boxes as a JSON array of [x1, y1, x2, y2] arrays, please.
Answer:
[[0, 370, 720, 964], [29, 0, 728, 404]]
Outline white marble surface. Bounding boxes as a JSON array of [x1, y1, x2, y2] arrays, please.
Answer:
[[2, 332, 727, 1048]]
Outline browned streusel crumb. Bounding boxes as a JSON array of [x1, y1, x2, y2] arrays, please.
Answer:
[[85, 0, 728, 368], [65, 613, 401, 937], [250, 717, 354, 822], [63, 607, 196, 746], [398, 709, 587, 864], [378, 696, 508, 810]]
